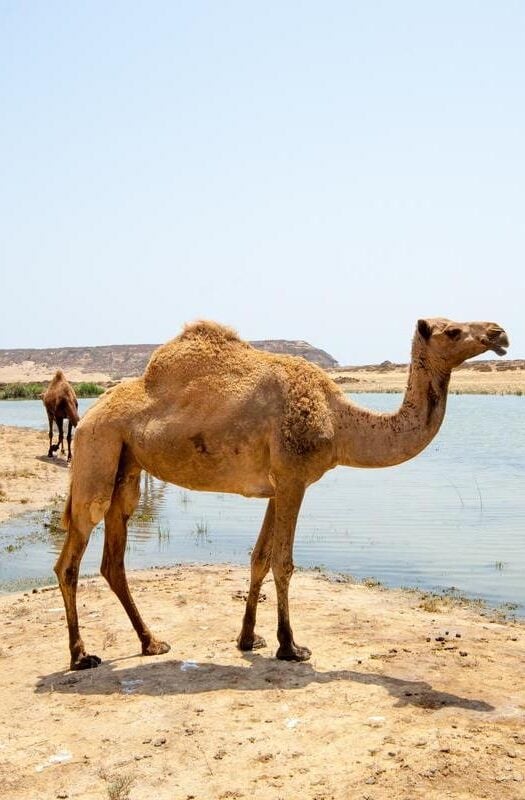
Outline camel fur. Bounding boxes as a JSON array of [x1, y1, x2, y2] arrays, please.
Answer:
[[55, 317, 509, 670], [42, 370, 80, 462]]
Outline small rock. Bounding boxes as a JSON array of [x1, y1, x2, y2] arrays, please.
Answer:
[[459, 651, 468, 657], [56, 794, 68, 799], [455, 633, 461, 638], [153, 737, 167, 747], [366, 716, 386, 728], [364, 776, 377, 785]]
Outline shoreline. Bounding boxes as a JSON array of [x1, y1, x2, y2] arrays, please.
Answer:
[[1, 361, 524, 396], [1, 424, 523, 616]]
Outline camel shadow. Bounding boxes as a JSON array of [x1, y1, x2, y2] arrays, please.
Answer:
[[35, 455, 69, 469], [35, 653, 494, 713]]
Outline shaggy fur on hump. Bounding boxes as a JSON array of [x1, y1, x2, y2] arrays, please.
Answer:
[[143, 320, 338, 455]]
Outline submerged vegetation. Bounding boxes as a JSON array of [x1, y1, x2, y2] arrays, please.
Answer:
[[0, 381, 105, 400]]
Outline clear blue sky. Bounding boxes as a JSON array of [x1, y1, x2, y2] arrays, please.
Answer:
[[1, 2, 523, 363]]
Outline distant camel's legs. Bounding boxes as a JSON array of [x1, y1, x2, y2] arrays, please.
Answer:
[[272, 481, 311, 661], [66, 420, 74, 462], [47, 411, 57, 457], [54, 508, 100, 670], [56, 417, 65, 455], [237, 499, 275, 651], [101, 458, 170, 657]]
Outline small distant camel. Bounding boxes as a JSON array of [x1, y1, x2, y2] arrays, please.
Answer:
[[42, 370, 80, 462], [54, 318, 508, 670]]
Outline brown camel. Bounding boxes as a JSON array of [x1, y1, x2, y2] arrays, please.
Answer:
[[55, 318, 509, 670], [42, 370, 80, 462]]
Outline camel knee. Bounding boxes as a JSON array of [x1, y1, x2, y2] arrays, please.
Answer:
[[54, 560, 79, 587]]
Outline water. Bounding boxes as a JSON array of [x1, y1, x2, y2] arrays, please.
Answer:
[[0, 394, 523, 613], [0, 398, 96, 429]]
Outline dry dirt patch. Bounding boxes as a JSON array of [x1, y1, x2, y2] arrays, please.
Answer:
[[0, 426, 69, 523], [0, 566, 524, 799]]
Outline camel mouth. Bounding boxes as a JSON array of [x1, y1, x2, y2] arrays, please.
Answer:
[[484, 330, 509, 357]]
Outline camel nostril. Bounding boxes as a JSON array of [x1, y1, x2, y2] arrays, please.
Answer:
[[487, 327, 508, 344]]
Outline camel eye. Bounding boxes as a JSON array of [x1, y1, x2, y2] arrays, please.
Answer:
[[445, 328, 461, 340]]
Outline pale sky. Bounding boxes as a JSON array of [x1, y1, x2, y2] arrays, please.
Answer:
[[1, 2, 524, 364]]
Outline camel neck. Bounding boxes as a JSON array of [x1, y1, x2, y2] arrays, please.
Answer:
[[333, 342, 451, 468]]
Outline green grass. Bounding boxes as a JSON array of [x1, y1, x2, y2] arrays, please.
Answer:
[[0, 381, 105, 400]]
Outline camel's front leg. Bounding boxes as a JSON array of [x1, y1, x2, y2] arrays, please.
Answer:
[[101, 466, 170, 657], [237, 499, 275, 651], [272, 481, 311, 661], [66, 420, 74, 462], [56, 417, 65, 455], [47, 412, 56, 457]]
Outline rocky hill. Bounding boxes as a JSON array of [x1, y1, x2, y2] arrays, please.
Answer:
[[0, 339, 338, 383]]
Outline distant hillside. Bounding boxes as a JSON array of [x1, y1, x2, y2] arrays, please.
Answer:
[[0, 339, 339, 383]]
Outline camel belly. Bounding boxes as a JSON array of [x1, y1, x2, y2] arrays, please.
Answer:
[[130, 424, 274, 499]]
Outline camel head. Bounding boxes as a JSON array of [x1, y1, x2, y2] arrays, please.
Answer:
[[416, 318, 509, 369]]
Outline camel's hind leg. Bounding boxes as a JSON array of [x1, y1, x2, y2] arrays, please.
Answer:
[[101, 454, 170, 657], [55, 423, 122, 670], [54, 505, 101, 670], [237, 499, 275, 652], [66, 420, 74, 462]]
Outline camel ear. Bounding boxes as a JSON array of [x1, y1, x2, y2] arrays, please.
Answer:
[[417, 319, 432, 341]]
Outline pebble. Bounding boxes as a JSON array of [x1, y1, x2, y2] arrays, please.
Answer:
[[153, 737, 167, 747]]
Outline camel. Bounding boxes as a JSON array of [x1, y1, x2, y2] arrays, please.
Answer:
[[54, 318, 509, 670], [42, 370, 80, 462]]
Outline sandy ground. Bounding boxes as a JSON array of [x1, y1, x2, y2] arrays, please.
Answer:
[[1, 567, 524, 800], [0, 426, 69, 523], [1, 427, 524, 799]]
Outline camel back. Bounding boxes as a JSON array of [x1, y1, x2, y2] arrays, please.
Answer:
[[144, 320, 338, 455]]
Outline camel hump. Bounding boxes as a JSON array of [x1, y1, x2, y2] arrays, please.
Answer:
[[54, 369, 66, 380], [179, 320, 240, 343], [144, 320, 248, 393]]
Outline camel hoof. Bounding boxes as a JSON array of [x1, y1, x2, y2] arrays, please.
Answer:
[[237, 633, 267, 652], [71, 654, 102, 670], [276, 644, 312, 662], [142, 639, 171, 656]]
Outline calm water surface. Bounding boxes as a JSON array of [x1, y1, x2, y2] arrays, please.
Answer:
[[0, 394, 523, 612]]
